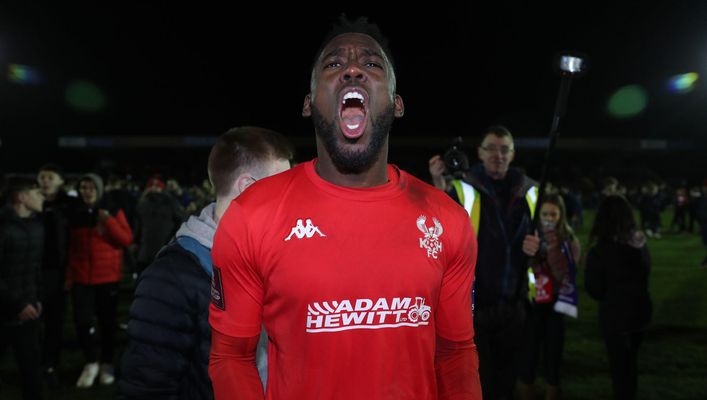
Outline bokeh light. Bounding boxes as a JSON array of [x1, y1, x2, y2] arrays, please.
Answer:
[[65, 80, 106, 112], [667, 72, 698, 94], [8, 64, 43, 85], [607, 85, 648, 118]]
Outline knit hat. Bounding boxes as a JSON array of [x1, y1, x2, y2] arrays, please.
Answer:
[[78, 173, 104, 201]]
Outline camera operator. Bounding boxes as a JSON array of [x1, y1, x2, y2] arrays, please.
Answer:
[[429, 125, 540, 400]]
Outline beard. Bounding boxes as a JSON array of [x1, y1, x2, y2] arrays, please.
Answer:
[[311, 103, 395, 174]]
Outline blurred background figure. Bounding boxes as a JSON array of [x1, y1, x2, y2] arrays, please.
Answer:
[[133, 176, 185, 276], [36, 164, 71, 388], [517, 194, 581, 400], [0, 176, 45, 400], [638, 182, 663, 239], [585, 195, 652, 400], [698, 180, 707, 267], [65, 173, 133, 388], [670, 184, 689, 233]]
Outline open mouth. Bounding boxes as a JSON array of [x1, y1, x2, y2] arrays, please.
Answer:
[[339, 89, 368, 139]]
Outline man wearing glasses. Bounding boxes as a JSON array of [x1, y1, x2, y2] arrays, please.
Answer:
[[429, 125, 540, 400]]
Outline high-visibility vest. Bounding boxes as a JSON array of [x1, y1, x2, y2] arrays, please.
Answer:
[[450, 180, 539, 301]]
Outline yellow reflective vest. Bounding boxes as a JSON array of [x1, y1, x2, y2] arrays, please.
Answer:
[[450, 179, 539, 300]]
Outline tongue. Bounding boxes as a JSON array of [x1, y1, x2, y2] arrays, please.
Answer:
[[340, 108, 366, 139]]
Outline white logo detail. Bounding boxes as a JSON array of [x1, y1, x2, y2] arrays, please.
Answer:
[[306, 296, 432, 333], [284, 218, 326, 241], [417, 215, 443, 259]]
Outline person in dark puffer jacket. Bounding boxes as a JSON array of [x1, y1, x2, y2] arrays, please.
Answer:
[[66, 173, 133, 389], [119, 126, 293, 399], [0, 176, 46, 400]]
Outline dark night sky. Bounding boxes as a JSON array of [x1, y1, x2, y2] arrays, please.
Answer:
[[1, 1, 706, 175]]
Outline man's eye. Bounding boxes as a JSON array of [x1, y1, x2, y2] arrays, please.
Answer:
[[366, 62, 383, 69], [324, 62, 341, 69]]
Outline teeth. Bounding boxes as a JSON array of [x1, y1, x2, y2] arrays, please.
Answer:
[[346, 124, 360, 129], [342, 91, 364, 103]]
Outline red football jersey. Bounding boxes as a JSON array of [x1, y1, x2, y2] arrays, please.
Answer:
[[209, 160, 477, 399]]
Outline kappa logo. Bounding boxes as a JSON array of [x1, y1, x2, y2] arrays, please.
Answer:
[[417, 215, 443, 259], [284, 218, 326, 241], [306, 296, 432, 333]]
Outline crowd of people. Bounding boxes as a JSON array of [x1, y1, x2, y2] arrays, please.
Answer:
[[2, 15, 707, 400]]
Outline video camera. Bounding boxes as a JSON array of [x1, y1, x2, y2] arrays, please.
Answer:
[[442, 136, 470, 179]]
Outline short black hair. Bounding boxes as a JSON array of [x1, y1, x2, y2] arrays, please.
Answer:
[[38, 163, 63, 176], [312, 15, 395, 75], [480, 125, 514, 145], [208, 126, 294, 197], [2, 176, 39, 205]]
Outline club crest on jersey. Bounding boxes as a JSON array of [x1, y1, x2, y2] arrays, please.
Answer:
[[417, 215, 443, 259]]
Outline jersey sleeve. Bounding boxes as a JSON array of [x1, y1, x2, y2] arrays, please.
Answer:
[[435, 210, 477, 341], [209, 201, 264, 337]]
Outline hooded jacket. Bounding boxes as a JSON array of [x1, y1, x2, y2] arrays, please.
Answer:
[[120, 203, 217, 399], [120, 203, 268, 399]]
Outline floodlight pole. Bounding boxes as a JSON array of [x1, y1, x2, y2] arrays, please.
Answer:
[[532, 55, 585, 231]]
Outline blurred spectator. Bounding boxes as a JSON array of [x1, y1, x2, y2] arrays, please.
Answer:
[[133, 176, 186, 275], [165, 178, 193, 209], [688, 185, 702, 233], [36, 164, 71, 387], [698, 180, 707, 267], [0, 176, 45, 400], [66, 173, 133, 388], [517, 194, 580, 400], [585, 195, 652, 400], [638, 182, 662, 239], [671, 185, 689, 233]]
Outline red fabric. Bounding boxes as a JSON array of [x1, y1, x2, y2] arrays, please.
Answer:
[[146, 177, 165, 190], [209, 160, 477, 399], [67, 209, 133, 284], [435, 336, 482, 400], [209, 330, 263, 400]]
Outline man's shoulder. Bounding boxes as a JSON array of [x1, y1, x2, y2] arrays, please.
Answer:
[[236, 164, 304, 207], [143, 243, 206, 281], [400, 169, 468, 216]]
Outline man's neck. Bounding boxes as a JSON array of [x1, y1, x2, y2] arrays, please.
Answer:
[[485, 170, 507, 181], [314, 142, 389, 188], [214, 200, 226, 225]]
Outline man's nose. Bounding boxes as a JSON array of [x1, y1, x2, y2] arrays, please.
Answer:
[[341, 63, 365, 84]]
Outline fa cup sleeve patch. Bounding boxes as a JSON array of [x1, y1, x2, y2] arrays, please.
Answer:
[[211, 265, 226, 310]]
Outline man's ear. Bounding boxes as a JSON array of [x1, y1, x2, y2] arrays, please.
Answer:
[[394, 94, 404, 118], [235, 174, 255, 197], [302, 94, 312, 117]]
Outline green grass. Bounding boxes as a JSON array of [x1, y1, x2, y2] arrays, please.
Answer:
[[1, 209, 706, 399], [560, 210, 707, 400]]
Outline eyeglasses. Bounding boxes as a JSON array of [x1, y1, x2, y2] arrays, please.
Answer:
[[480, 145, 514, 155]]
